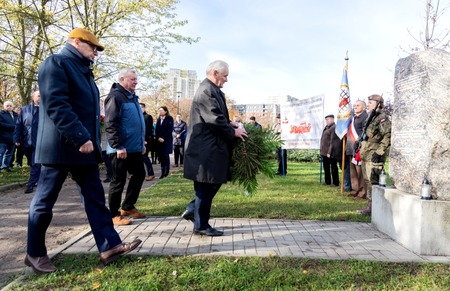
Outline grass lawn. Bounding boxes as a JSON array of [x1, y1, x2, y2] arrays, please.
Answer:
[[8, 162, 450, 290]]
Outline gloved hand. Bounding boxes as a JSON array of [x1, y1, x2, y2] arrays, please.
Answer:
[[371, 152, 383, 163]]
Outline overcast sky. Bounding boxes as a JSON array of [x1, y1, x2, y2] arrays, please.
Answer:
[[166, 0, 450, 115]]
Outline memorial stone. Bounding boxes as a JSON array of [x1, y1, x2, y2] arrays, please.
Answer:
[[390, 49, 450, 200]]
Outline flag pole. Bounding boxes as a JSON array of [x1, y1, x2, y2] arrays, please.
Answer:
[[340, 52, 349, 194]]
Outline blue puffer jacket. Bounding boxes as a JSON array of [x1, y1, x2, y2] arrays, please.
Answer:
[[104, 83, 145, 154]]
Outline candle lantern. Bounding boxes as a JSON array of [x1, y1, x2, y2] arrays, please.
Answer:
[[420, 178, 432, 200]]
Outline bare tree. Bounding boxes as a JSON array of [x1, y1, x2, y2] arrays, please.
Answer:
[[408, 0, 450, 51], [0, 0, 198, 106]]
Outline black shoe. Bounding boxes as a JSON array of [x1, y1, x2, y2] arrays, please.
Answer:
[[103, 178, 111, 183], [159, 175, 165, 179], [24, 185, 34, 194], [181, 210, 195, 223], [194, 227, 224, 236]]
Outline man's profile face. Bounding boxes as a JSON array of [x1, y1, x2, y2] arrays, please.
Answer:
[[212, 68, 229, 88], [75, 39, 99, 61], [121, 72, 138, 92]]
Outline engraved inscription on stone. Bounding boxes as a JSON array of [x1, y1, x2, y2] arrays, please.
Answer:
[[395, 71, 427, 92], [391, 49, 450, 200]]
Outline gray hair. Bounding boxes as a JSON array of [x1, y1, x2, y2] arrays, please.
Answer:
[[355, 99, 367, 109], [4, 100, 13, 107], [206, 60, 229, 75], [118, 68, 137, 81]]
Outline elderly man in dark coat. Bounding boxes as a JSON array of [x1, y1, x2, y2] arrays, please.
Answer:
[[320, 114, 342, 187], [26, 28, 140, 274], [181, 60, 247, 236]]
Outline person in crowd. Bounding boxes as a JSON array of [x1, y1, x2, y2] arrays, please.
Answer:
[[26, 28, 141, 274], [140, 102, 155, 181], [320, 114, 342, 187], [249, 116, 262, 128], [105, 68, 146, 225], [155, 106, 174, 178], [358, 94, 391, 216], [272, 114, 287, 175], [346, 100, 369, 199], [0, 101, 18, 172], [172, 113, 187, 167], [12, 107, 24, 168], [151, 119, 158, 164], [13, 90, 41, 193], [181, 60, 247, 236]]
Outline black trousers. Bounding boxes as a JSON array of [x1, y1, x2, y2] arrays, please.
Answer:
[[108, 152, 145, 216], [174, 145, 184, 165], [322, 155, 339, 186], [276, 148, 287, 175]]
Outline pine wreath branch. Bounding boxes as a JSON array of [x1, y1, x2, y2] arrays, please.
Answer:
[[231, 124, 284, 194]]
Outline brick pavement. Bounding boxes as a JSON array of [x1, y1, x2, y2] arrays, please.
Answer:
[[59, 216, 450, 264]]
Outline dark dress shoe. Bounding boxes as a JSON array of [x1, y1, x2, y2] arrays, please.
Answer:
[[24, 185, 34, 194], [159, 175, 165, 179], [181, 210, 195, 223], [24, 254, 57, 274], [194, 227, 224, 237], [100, 239, 142, 265]]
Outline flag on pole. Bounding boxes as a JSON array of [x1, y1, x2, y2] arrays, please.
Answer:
[[335, 57, 352, 140]]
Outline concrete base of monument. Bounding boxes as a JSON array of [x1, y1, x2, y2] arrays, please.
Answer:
[[372, 186, 450, 256]]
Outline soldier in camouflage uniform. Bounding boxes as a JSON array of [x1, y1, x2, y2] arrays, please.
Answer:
[[358, 94, 391, 216]]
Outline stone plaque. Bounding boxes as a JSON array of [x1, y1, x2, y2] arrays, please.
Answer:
[[390, 49, 450, 200]]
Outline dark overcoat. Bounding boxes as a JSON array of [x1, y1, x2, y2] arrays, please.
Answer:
[[155, 115, 174, 155], [183, 78, 235, 184], [35, 44, 102, 165], [320, 122, 342, 160]]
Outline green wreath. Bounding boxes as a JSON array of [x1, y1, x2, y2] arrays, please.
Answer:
[[231, 123, 284, 194]]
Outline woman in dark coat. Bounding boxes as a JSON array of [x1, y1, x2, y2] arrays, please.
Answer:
[[155, 106, 174, 178]]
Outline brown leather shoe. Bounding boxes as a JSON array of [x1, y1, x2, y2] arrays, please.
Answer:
[[353, 193, 367, 200], [100, 239, 142, 265], [347, 192, 358, 197], [24, 254, 57, 274], [112, 215, 132, 225], [120, 208, 146, 218], [145, 175, 154, 181]]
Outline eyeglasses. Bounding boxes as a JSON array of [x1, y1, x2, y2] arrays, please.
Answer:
[[79, 40, 98, 52]]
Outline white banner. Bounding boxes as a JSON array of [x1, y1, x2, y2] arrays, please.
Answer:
[[280, 95, 324, 149]]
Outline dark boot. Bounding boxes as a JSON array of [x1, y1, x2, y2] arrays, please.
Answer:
[[358, 201, 372, 216]]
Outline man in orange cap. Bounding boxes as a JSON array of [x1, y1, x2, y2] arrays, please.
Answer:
[[25, 28, 141, 274]]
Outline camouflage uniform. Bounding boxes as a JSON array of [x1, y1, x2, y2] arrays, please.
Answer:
[[360, 111, 391, 200]]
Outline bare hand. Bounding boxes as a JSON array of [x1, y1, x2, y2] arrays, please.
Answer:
[[117, 148, 127, 159], [158, 138, 164, 143], [234, 127, 247, 141], [230, 121, 239, 128], [79, 140, 94, 154]]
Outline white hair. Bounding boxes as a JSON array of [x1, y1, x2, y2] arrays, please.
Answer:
[[206, 60, 229, 75], [118, 68, 137, 81], [4, 100, 13, 107]]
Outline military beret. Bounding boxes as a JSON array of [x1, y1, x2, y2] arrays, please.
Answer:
[[68, 28, 105, 51], [368, 94, 384, 103]]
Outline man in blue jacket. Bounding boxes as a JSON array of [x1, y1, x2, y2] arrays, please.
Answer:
[[26, 28, 141, 274], [105, 68, 146, 226], [14, 90, 41, 193]]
